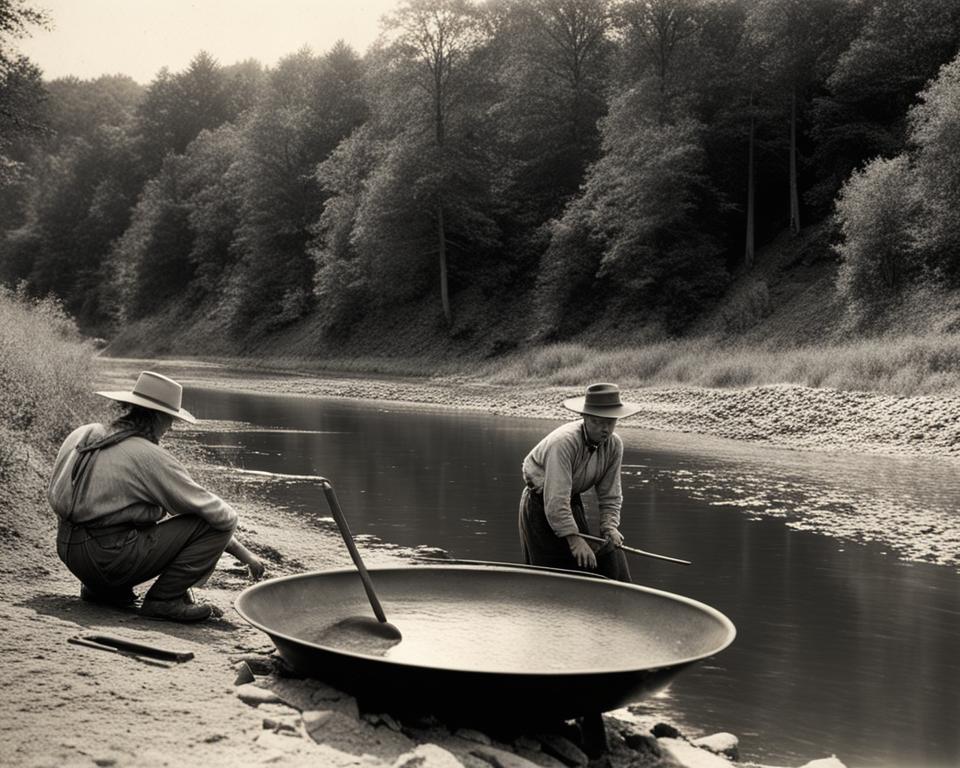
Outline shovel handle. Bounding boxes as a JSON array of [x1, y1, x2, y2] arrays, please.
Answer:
[[320, 479, 389, 625], [577, 533, 691, 565]]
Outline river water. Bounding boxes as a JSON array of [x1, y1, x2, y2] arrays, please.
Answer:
[[173, 383, 960, 768]]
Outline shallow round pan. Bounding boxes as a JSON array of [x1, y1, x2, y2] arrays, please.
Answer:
[[235, 564, 736, 723]]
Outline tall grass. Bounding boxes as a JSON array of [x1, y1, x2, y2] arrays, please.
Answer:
[[0, 288, 100, 476], [487, 335, 960, 396]]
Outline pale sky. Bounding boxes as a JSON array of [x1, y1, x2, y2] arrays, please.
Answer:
[[18, 0, 400, 83]]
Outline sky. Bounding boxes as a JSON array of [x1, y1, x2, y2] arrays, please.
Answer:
[[18, 0, 400, 84]]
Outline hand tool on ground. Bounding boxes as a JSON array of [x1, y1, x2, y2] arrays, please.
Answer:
[[67, 633, 194, 667]]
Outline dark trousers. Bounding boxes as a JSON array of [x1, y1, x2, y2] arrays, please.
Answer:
[[57, 516, 233, 601], [518, 487, 631, 583]]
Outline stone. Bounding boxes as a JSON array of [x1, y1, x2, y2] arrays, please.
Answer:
[[301, 709, 335, 735], [236, 684, 281, 706], [512, 736, 540, 753], [651, 723, 681, 739], [536, 733, 589, 767], [234, 661, 256, 685], [455, 728, 492, 746], [304, 708, 416, 760], [799, 758, 847, 768], [392, 743, 464, 767], [230, 653, 276, 675], [621, 729, 662, 758], [262, 715, 299, 734], [381, 713, 403, 732], [657, 738, 732, 768], [470, 745, 543, 768], [691, 733, 738, 760]]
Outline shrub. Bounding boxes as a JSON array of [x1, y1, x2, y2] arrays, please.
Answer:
[[0, 287, 99, 449]]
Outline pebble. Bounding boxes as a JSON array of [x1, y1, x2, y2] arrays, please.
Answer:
[[236, 684, 280, 706], [392, 744, 464, 767], [234, 661, 255, 685], [535, 734, 588, 767], [470, 745, 543, 768], [692, 732, 739, 760]]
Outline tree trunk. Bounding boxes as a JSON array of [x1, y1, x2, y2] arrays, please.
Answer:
[[437, 202, 451, 325], [789, 88, 801, 234], [745, 98, 756, 269]]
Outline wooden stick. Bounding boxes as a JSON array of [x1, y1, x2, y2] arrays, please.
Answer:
[[578, 533, 691, 565]]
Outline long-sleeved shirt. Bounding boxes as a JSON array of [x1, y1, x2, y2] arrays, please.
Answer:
[[48, 423, 238, 531], [521, 419, 623, 538]]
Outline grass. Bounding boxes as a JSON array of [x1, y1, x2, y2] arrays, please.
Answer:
[[0, 288, 100, 484], [484, 334, 960, 397]]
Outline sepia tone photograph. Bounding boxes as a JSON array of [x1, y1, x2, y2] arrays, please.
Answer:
[[2, 1, 959, 767]]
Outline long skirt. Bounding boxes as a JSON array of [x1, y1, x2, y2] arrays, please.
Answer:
[[518, 487, 631, 583]]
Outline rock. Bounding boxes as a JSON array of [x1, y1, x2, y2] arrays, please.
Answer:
[[536, 733, 589, 767], [301, 709, 335, 734], [392, 743, 464, 767], [236, 684, 281, 706], [657, 738, 732, 768], [455, 728, 492, 745], [651, 723, 681, 739], [230, 653, 275, 675], [691, 733, 738, 760], [303, 708, 415, 760], [799, 757, 846, 768], [381, 713, 403, 732], [620, 726, 662, 758], [262, 715, 299, 734], [256, 702, 300, 718], [234, 661, 255, 685], [512, 736, 540, 753], [269, 676, 360, 719], [470, 745, 542, 768]]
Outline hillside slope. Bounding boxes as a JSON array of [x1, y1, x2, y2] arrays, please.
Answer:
[[105, 223, 960, 367]]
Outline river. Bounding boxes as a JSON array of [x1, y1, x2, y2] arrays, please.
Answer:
[[100, 365, 960, 768]]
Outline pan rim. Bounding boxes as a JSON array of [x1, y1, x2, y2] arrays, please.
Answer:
[[234, 563, 737, 676]]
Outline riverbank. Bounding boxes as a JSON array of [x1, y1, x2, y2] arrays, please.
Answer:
[[19, 353, 959, 767]]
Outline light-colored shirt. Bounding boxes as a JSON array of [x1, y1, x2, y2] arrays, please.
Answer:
[[48, 423, 238, 531], [521, 420, 623, 538]]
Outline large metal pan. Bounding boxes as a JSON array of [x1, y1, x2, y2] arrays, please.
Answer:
[[235, 564, 736, 723]]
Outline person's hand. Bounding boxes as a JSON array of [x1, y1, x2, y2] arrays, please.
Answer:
[[605, 529, 624, 548], [566, 535, 597, 570], [246, 555, 266, 581]]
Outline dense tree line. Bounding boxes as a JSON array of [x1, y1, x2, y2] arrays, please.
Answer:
[[2, 0, 960, 340]]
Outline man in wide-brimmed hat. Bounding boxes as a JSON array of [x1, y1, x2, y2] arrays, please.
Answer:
[[48, 371, 265, 622], [519, 382, 640, 582]]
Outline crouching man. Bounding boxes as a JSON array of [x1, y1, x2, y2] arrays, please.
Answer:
[[48, 371, 265, 622]]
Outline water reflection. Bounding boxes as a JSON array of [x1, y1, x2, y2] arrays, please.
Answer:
[[181, 387, 960, 768]]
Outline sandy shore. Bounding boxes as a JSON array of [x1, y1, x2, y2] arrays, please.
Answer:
[[11, 357, 941, 768]]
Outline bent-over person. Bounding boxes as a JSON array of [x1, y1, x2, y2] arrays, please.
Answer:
[[48, 371, 265, 622], [519, 382, 640, 583]]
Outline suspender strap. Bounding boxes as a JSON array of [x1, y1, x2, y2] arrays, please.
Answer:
[[67, 429, 139, 522]]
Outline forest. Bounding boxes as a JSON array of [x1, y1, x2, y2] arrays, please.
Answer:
[[2, 0, 960, 349]]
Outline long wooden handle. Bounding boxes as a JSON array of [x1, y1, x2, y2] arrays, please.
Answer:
[[321, 481, 389, 624], [578, 533, 691, 565]]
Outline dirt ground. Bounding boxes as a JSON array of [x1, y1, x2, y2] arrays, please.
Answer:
[[6, 359, 934, 768]]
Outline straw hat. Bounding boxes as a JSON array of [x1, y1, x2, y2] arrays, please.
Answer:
[[96, 371, 197, 424], [563, 382, 640, 419]]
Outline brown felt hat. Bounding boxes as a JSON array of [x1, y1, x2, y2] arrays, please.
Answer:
[[563, 382, 640, 419], [96, 371, 197, 424]]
